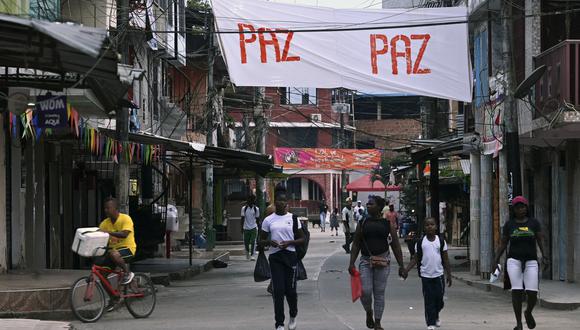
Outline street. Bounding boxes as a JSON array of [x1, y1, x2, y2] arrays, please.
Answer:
[[73, 232, 580, 330]]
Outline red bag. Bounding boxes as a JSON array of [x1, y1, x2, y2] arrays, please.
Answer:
[[351, 269, 362, 302]]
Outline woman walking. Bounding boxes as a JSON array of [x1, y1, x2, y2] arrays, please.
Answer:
[[260, 185, 305, 330], [348, 196, 407, 330], [494, 196, 548, 330]]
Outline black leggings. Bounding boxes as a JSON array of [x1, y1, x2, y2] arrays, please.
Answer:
[[269, 250, 298, 328]]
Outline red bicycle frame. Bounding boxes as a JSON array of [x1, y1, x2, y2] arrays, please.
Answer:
[[84, 265, 144, 301]]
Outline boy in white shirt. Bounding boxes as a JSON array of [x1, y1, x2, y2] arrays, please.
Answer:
[[405, 218, 452, 330]]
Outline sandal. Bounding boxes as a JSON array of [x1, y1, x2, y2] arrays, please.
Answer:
[[524, 310, 536, 329], [366, 311, 374, 329]]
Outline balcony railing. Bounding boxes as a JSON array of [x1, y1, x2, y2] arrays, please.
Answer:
[[534, 40, 580, 118]]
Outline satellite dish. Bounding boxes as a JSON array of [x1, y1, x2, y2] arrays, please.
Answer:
[[514, 65, 547, 99]]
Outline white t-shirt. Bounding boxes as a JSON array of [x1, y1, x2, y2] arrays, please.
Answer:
[[354, 205, 365, 221], [261, 212, 300, 254], [416, 235, 448, 278], [241, 204, 260, 230], [341, 207, 356, 233]]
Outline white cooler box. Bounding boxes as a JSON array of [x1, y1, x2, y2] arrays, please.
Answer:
[[72, 227, 110, 257]]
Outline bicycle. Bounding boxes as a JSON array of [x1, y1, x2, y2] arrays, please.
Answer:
[[70, 249, 156, 323]]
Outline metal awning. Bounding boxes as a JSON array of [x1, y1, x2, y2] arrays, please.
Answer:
[[0, 14, 128, 114], [99, 129, 280, 175], [0, 14, 118, 80]]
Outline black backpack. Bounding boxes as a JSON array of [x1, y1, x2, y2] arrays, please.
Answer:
[[293, 215, 309, 260], [415, 234, 446, 277]]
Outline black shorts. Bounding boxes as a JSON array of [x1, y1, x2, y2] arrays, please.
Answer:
[[95, 247, 134, 268]]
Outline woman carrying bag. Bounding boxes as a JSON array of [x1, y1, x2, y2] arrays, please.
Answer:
[[348, 195, 407, 330], [259, 185, 305, 330], [494, 196, 548, 330]]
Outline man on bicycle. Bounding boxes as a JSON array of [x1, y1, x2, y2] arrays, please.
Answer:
[[98, 197, 136, 285]]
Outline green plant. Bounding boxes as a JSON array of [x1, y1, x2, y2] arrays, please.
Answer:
[[187, 0, 210, 11], [400, 180, 418, 213]]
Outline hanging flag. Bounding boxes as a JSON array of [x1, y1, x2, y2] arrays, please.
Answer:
[[212, 0, 472, 101]]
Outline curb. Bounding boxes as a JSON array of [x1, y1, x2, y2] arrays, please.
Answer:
[[0, 252, 231, 320], [149, 251, 230, 285], [452, 274, 580, 311]]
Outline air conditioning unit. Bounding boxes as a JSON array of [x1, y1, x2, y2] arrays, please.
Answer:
[[331, 103, 351, 114], [310, 113, 322, 122]]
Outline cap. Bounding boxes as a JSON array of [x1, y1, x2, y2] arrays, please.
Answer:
[[345, 197, 352, 202], [512, 196, 529, 206], [357, 200, 362, 203]]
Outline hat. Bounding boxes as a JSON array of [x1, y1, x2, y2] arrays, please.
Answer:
[[357, 200, 362, 203], [345, 197, 352, 202], [512, 196, 529, 206]]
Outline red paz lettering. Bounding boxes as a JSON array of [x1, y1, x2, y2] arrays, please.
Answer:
[[370, 34, 431, 75], [238, 23, 300, 64]]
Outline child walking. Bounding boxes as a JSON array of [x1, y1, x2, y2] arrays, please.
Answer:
[[405, 218, 452, 330], [330, 208, 340, 236]]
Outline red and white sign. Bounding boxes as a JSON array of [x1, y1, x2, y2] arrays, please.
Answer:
[[211, 0, 472, 101]]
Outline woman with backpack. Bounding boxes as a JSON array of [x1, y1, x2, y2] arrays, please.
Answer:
[[259, 185, 305, 330], [348, 196, 406, 330], [493, 196, 548, 330]]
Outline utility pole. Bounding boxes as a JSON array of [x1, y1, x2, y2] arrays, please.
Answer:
[[480, 154, 493, 278], [469, 152, 481, 275], [205, 15, 216, 251], [501, 2, 522, 198], [115, 0, 129, 213], [340, 107, 347, 209], [254, 87, 266, 216]]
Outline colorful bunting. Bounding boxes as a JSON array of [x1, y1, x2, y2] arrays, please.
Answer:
[[8, 104, 163, 165]]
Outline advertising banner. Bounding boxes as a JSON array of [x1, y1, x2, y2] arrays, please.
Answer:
[[35, 95, 67, 128], [275, 148, 381, 170], [211, 0, 472, 101]]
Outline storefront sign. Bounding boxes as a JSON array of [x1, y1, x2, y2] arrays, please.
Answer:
[[274, 148, 381, 170], [35, 95, 67, 128]]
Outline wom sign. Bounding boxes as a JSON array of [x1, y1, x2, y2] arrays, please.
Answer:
[[212, 0, 472, 102]]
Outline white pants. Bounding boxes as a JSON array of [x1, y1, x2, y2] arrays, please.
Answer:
[[506, 258, 539, 291]]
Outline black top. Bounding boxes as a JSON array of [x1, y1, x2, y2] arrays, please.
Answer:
[[360, 218, 391, 257], [503, 217, 541, 261], [319, 203, 328, 213]]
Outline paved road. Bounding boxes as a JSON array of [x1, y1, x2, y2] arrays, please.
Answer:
[[73, 231, 580, 330]]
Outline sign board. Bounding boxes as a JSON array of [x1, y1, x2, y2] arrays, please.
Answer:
[[35, 95, 67, 128], [212, 0, 472, 101], [274, 148, 381, 170]]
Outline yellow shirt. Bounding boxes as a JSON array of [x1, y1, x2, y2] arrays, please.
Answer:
[[99, 213, 137, 254]]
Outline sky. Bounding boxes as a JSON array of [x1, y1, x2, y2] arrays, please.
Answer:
[[270, 0, 383, 9]]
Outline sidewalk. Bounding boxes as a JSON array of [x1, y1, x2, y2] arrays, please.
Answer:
[[0, 319, 72, 330], [0, 250, 230, 319], [453, 271, 580, 310]]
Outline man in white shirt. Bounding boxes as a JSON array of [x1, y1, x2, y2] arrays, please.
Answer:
[[341, 197, 356, 253], [241, 195, 260, 260], [354, 200, 365, 222]]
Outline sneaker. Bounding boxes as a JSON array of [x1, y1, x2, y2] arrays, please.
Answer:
[[250, 255, 256, 261], [288, 317, 297, 330], [436, 319, 441, 327], [276, 326, 284, 330], [121, 271, 135, 285], [105, 300, 117, 312], [427, 326, 436, 330]]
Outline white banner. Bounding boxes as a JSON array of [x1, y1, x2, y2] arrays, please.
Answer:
[[211, 0, 472, 102]]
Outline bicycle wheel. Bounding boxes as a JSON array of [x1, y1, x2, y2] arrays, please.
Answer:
[[70, 276, 106, 323], [125, 273, 156, 318]]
